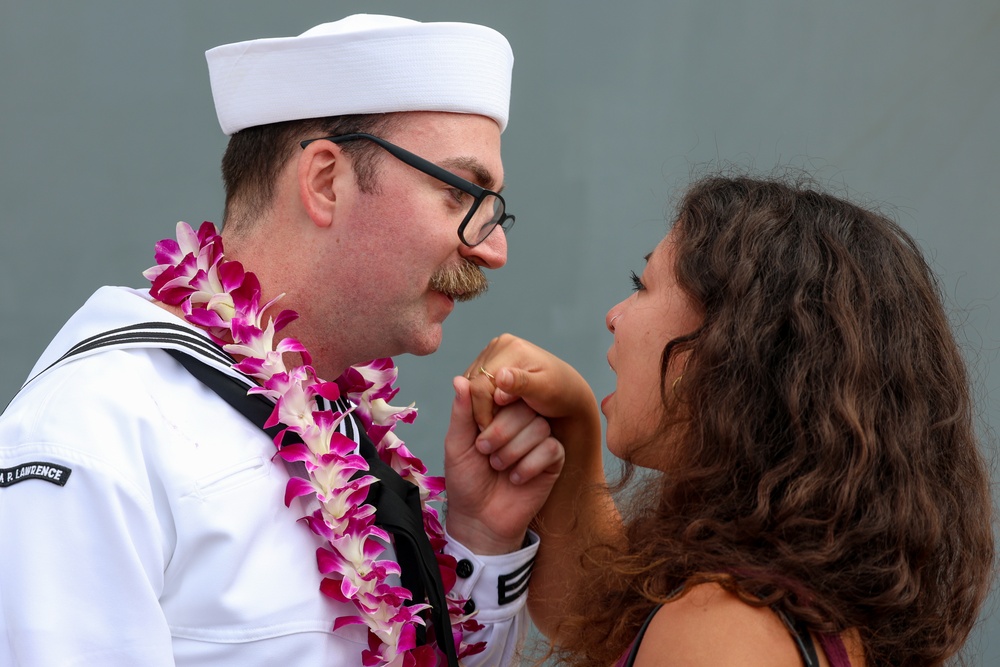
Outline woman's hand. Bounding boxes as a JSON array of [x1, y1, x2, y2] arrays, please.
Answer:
[[463, 333, 598, 434]]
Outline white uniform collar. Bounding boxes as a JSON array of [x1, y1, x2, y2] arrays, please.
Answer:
[[27, 286, 243, 386]]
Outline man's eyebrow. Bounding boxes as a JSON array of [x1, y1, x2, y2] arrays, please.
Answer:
[[441, 156, 501, 192]]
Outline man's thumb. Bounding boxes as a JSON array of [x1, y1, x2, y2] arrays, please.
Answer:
[[444, 376, 479, 454]]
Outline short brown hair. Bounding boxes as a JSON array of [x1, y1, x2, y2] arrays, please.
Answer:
[[219, 113, 400, 234]]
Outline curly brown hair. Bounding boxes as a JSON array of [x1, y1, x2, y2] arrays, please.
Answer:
[[548, 174, 995, 667]]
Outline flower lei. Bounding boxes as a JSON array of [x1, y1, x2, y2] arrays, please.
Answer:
[[143, 221, 485, 666]]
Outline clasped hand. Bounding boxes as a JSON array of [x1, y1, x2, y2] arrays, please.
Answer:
[[443, 334, 599, 556]]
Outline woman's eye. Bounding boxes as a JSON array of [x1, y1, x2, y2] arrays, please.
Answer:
[[630, 270, 645, 292]]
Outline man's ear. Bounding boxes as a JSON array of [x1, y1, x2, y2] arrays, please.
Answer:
[[298, 140, 344, 228]]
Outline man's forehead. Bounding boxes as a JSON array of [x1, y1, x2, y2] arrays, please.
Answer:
[[391, 112, 504, 189]]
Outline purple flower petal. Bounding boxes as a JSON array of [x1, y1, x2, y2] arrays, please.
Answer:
[[216, 259, 245, 293], [333, 615, 365, 632], [283, 477, 315, 507], [276, 443, 312, 463]]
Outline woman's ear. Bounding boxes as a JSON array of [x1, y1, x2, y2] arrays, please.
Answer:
[[297, 140, 342, 228]]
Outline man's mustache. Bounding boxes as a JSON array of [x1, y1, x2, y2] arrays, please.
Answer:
[[429, 259, 489, 302]]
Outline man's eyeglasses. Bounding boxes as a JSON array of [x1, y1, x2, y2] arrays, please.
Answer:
[[300, 133, 514, 247]]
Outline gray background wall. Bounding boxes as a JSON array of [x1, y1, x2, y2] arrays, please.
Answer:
[[2, 0, 997, 662]]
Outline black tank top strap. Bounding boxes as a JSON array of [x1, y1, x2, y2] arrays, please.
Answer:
[[776, 609, 821, 667], [621, 602, 664, 667]]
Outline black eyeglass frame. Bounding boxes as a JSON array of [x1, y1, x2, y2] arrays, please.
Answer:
[[300, 132, 514, 247]]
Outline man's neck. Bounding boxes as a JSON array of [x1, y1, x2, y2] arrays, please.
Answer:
[[217, 224, 358, 381], [150, 298, 347, 381]]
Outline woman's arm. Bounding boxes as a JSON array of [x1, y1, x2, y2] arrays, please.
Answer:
[[464, 334, 624, 639]]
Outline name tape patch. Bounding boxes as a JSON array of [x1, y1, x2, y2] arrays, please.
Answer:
[[1, 461, 72, 488]]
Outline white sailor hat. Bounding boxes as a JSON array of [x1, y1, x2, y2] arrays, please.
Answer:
[[206, 14, 514, 136]]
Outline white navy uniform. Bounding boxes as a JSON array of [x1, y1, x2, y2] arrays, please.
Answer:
[[0, 286, 536, 666]]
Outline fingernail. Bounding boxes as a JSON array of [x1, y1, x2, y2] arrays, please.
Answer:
[[509, 471, 522, 485], [490, 454, 504, 470], [498, 369, 512, 386], [477, 439, 492, 454]]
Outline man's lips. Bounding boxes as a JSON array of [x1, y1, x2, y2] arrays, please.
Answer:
[[430, 291, 457, 318]]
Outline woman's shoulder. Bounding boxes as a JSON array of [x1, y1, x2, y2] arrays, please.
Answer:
[[630, 582, 818, 667]]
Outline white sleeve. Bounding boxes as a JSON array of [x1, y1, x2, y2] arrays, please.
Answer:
[[443, 530, 539, 666], [0, 443, 175, 666]]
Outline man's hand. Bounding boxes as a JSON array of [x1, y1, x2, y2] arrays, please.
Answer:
[[443, 376, 564, 555]]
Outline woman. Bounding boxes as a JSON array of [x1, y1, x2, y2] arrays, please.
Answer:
[[464, 174, 995, 666]]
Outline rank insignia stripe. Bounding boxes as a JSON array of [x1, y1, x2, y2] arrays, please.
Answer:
[[497, 557, 534, 605], [0, 461, 73, 487]]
